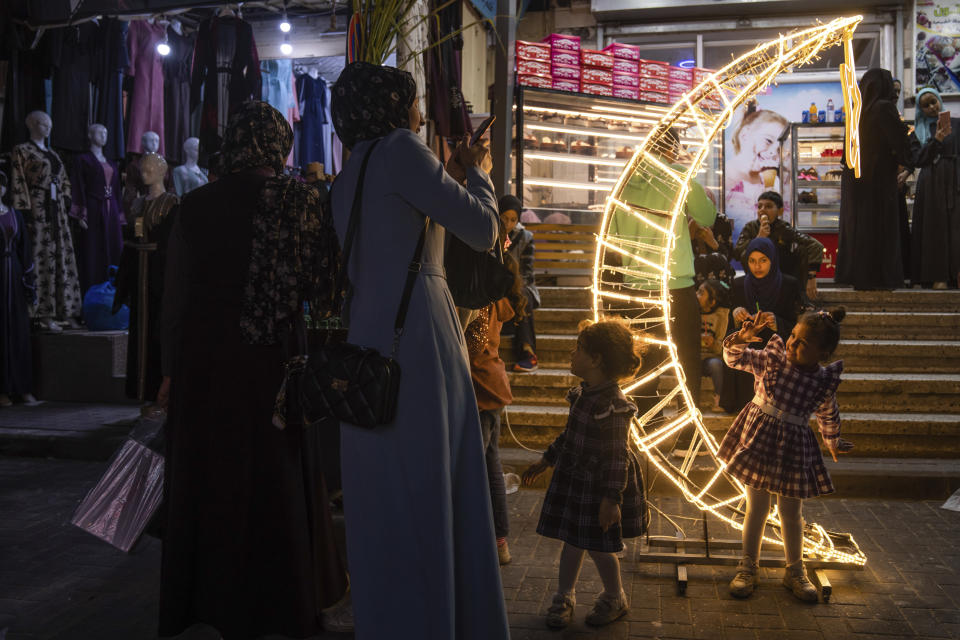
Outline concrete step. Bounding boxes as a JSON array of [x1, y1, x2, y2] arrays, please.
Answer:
[[33, 331, 129, 403], [833, 339, 960, 373], [502, 334, 575, 368], [844, 311, 960, 340], [533, 307, 592, 334], [0, 402, 140, 461], [817, 287, 960, 312], [539, 285, 593, 309]]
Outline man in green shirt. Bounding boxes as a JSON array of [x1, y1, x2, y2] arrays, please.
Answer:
[[608, 128, 718, 421]]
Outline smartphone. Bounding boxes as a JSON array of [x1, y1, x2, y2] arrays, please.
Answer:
[[470, 114, 496, 146], [939, 110, 951, 129]]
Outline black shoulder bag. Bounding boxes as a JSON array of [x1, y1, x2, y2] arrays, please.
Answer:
[[444, 230, 515, 310], [288, 140, 427, 429]]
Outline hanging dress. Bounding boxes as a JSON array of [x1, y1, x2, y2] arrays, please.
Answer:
[[0, 206, 34, 395], [71, 151, 125, 293], [125, 20, 167, 156]]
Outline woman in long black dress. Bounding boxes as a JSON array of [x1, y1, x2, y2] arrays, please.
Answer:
[[720, 237, 802, 414], [909, 87, 958, 288], [836, 68, 913, 290]]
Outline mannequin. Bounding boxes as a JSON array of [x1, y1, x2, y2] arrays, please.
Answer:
[[0, 170, 39, 406], [172, 137, 209, 196], [115, 153, 179, 402], [123, 131, 170, 215], [71, 123, 125, 293], [10, 111, 83, 331]]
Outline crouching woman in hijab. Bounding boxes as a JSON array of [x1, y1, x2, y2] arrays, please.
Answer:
[[158, 102, 347, 639], [328, 62, 510, 639]]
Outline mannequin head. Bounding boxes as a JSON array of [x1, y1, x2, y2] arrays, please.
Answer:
[[26, 111, 52, 141], [140, 153, 168, 188], [88, 124, 108, 149], [141, 131, 160, 154], [182, 137, 200, 163]]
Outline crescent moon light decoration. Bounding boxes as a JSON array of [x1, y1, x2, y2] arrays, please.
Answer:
[[592, 16, 867, 567]]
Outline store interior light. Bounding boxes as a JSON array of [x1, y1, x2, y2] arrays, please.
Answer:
[[280, 13, 291, 32], [156, 37, 171, 56], [280, 34, 292, 55], [678, 59, 696, 69]]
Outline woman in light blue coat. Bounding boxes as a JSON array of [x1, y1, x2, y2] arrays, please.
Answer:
[[330, 62, 510, 639]]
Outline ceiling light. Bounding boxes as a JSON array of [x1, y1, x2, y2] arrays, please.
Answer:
[[280, 34, 292, 56], [280, 14, 291, 32]]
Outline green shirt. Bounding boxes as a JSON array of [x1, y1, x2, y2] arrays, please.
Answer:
[[609, 162, 717, 290]]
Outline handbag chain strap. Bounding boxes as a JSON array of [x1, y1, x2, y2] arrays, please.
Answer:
[[338, 138, 428, 359]]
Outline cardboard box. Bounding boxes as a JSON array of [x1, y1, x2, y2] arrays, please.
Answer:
[[612, 58, 639, 75], [552, 78, 580, 93], [693, 68, 713, 84], [639, 90, 669, 104], [669, 66, 693, 83], [613, 72, 639, 87], [551, 63, 580, 80], [518, 74, 553, 89], [542, 33, 580, 51], [582, 82, 614, 96], [638, 59, 670, 79], [516, 40, 551, 62], [517, 58, 551, 77], [639, 76, 670, 93], [550, 49, 579, 66], [581, 48, 614, 70], [582, 67, 613, 85], [604, 42, 640, 61], [612, 85, 639, 100]]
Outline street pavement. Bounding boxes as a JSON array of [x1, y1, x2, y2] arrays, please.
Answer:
[[1, 455, 959, 640]]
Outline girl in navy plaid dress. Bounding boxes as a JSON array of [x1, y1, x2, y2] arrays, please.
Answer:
[[719, 307, 854, 602], [522, 320, 646, 629]]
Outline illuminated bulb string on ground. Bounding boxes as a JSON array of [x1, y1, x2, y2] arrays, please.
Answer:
[[592, 17, 867, 567]]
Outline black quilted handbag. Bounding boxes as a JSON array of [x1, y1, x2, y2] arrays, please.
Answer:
[[294, 139, 427, 429], [444, 233, 514, 310]]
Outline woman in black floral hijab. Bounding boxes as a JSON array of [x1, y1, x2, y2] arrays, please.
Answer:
[[221, 100, 294, 175], [331, 61, 417, 149]]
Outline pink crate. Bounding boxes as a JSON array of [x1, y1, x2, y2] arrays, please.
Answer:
[[613, 58, 639, 74], [581, 48, 614, 70], [693, 68, 713, 84], [551, 63, 580, 80], [542, 33, 580, 51], [582, 83, 614, 96], [604, 42, 640, 61], [518, 74, 553, 88], [550, 49, 579, 66], [669, 66, 693, 82], [639, 90, 669, 104], [552, 78, 580, 92], [582, 67, 613, 85], [612, 85, 639, 100], [639, 76, 669, 93], [669, 80, 693, 94], [638, 59, 670, 79], [515, 40, 551, 62], [517, 58, 551, 77], [613, 72, 639, 88]]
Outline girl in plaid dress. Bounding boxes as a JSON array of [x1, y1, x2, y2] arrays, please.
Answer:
[[719, 307, 854, 602], [522, 320, 646, 629]]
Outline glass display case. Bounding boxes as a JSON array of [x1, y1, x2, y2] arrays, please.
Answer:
[[513, 86, 723, 223], [779, 122, 845, 232]]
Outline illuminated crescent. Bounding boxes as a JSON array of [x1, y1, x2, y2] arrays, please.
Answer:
[[593, 16, 867, 567]]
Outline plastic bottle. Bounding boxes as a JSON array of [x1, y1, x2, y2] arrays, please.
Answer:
[[809, 102, 818, 123], [826, 98, 835, 122]]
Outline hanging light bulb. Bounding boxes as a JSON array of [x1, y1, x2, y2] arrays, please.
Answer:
[[280, 12, 291, 32], [280, 33, 293, 56], [156, 31, 171, 56]]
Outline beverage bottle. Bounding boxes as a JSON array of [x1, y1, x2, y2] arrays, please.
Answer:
[[809, 102, 818, 123], [826, 98, 835, 122]]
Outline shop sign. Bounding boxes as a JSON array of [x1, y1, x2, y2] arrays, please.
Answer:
[[916, 0, 960, 94]]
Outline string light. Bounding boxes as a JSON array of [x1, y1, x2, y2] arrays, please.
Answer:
[[593, 16, 867, 567]]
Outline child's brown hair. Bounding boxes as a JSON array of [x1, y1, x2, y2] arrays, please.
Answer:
[[577, 319, 644, 381], [797, 306, 846, 357]]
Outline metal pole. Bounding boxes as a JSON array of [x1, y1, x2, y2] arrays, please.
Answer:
[[895, 7, 904, 112], [136, 245, 150, 402], [491, 0, 516, 198]]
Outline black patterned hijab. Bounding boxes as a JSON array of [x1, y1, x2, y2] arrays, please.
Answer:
[[331, 62, 416, 149], [222, 101, 293, 175]]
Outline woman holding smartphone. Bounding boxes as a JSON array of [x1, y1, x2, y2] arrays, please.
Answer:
[[909, 86, 958, 289]]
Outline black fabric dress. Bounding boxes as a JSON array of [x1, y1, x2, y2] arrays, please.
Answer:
[[49, 22, 98, 153], [0, 207, 33, 396], [163, 29, 196, 164], [909, 120, 960, 285], [719, 274, 801, 414], [91, 18, 128, 162], [836, 69, 913, 290], [158, 171, 346, 639]]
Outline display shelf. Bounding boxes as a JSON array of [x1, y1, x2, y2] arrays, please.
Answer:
[[796, 180, 841, 187], [779, 122, 844, 232], [794, 204, 841, 211], [795, 159, 845, 165]]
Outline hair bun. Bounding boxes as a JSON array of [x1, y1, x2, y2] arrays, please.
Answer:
[[829, 306, 846, 324]]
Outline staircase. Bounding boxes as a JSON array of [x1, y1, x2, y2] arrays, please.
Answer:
[[498, 228, 960, 497]]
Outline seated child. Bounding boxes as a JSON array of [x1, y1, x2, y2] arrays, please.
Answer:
[[698, 279, 730, 412]]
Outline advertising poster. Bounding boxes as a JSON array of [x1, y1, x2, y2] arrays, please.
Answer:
[[723, 81, 842, 257], [916, 0, 960, 95]]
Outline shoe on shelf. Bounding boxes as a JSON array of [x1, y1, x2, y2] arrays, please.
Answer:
[[585, 591, 629, 627], [321, 590, 354, 633], [513, 353, 538, 372], [0, 394, 12, 408], [933, 281, 948, 290], [497, 538, 512, 565], [729, 556, 758, 598], [783, 563, 819, 603], [545, 592, 575, 629]]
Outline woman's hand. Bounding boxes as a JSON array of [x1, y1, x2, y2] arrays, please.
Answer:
[[521, 458, 550, 486], [732, 307, 750, 325], [444, 153, 467, 184], [806, 274, 819, 301], [936, 119, 952, 142], [598, 497, 621, 532], [455, 134, 490, 169]]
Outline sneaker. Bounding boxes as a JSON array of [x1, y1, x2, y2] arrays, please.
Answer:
[[321, 590, 354, 633], [585, 591, 629, 627], [782, 563, 818, 603], [497, 538, 512, 565], [513, 353, 538, 372], [729, 556, 758, 598], [545, 592, 575, 629]]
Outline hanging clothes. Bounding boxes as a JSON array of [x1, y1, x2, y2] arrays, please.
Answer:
[[261, 59, 299, 166], [126, 20, 167, 156], [71, 152, 125, 293], [427, 1, 472, 138], [296, 73, 328, 166], [50, 22, 98, 153], [91, 18, 129, 161], [164, 28, 196, 164], [0, 205, 34, 397], [0, 23, 50, 149], [191, 15, 261, 155], [10, 142, 82, 320]]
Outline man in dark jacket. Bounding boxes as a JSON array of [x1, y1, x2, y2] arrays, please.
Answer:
[[734, 191, 824, 304]]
